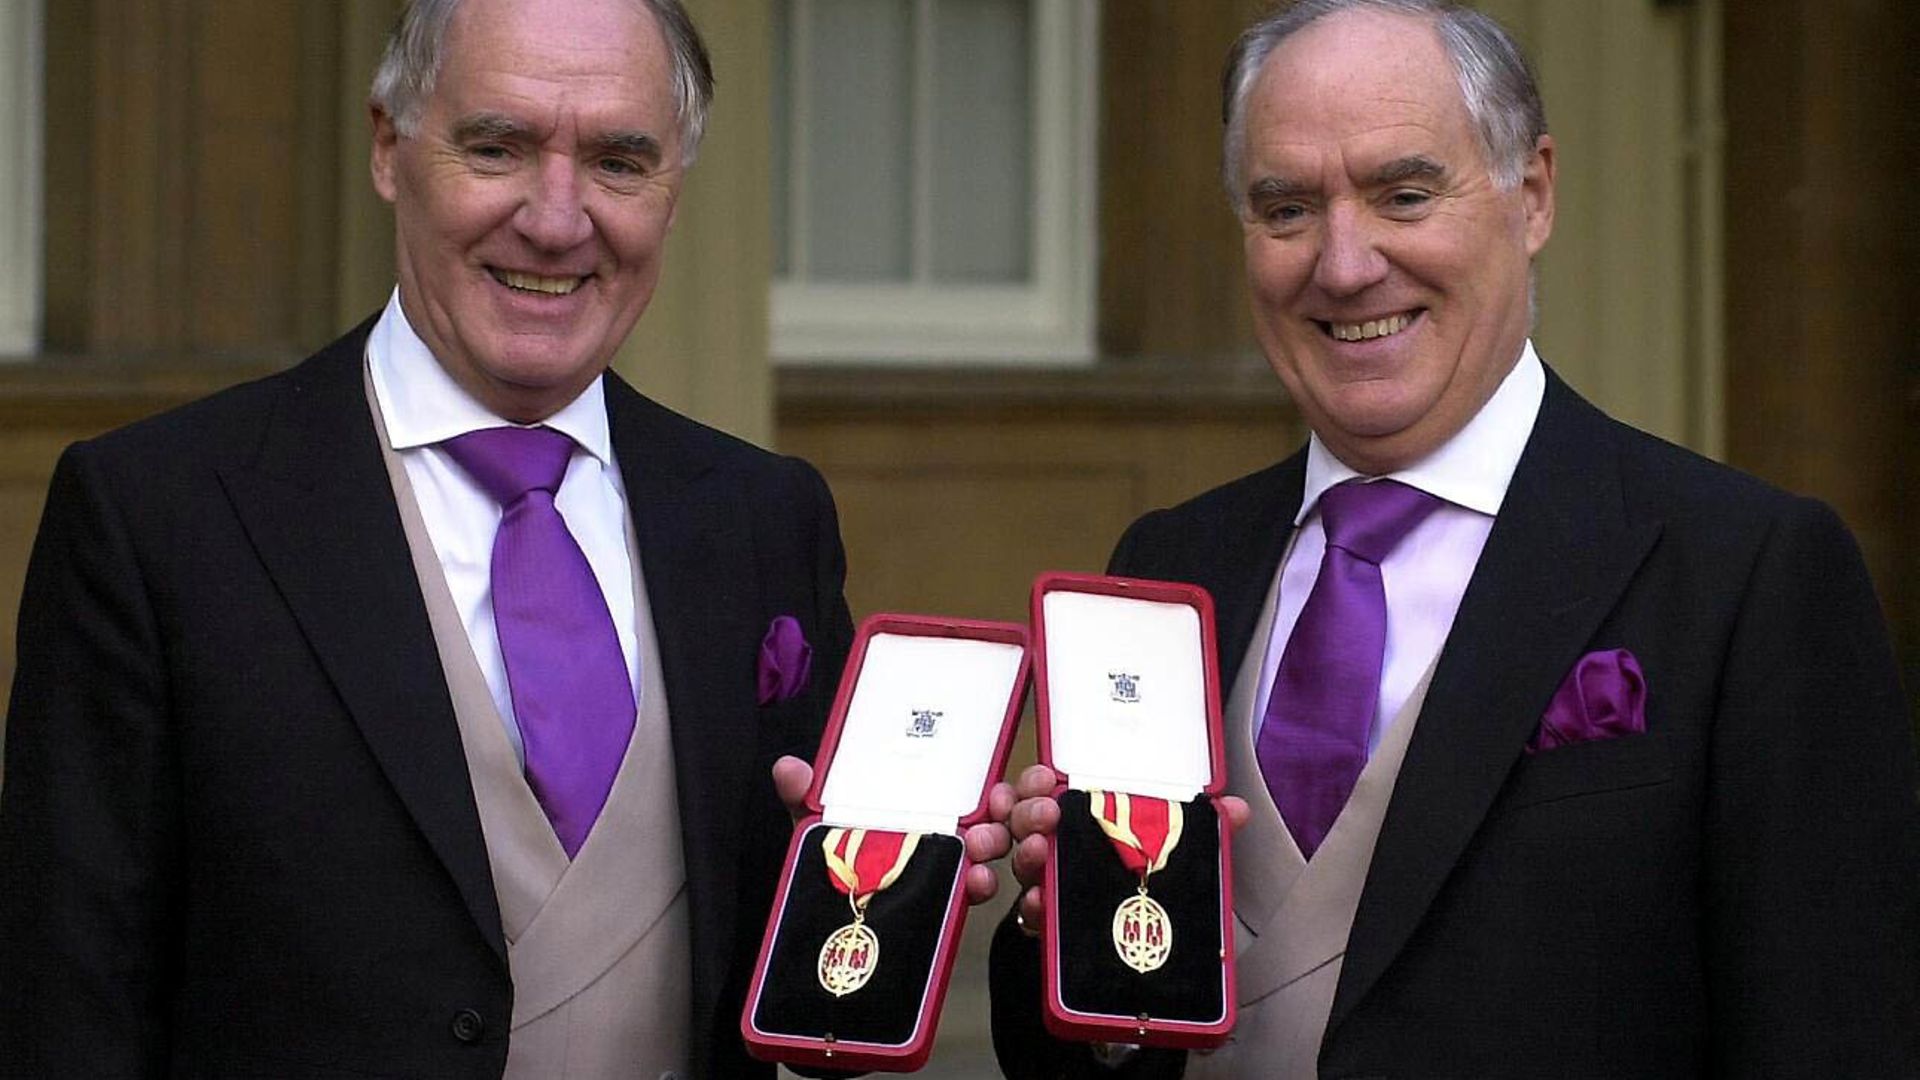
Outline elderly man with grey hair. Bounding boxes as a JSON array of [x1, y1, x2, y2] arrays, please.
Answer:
[[989, 2, 1918, 1077], [0, 0, 955, 1076]]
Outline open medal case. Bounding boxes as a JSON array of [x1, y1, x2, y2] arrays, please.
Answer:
[[1032, 572, 1236, 1048], [742, 613, 1031, 1072]]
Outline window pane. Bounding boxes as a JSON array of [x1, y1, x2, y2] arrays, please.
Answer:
[[801, 0, 912, 282], [930, 0, 1031, 284]]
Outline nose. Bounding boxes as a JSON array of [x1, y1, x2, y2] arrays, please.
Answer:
[[1311, 201, 1389, 297], [514, 154, 594, 252]]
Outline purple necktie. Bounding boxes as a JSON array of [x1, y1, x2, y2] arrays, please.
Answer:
[[443, 426, 635, 859], [1257, 478, 1439, 859]]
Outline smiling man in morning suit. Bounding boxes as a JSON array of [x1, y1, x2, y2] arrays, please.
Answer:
[[4, 1, 878, 1076], [990, 1, 1919, 1077]]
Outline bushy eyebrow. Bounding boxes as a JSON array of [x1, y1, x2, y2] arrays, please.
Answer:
[[447, 114, 664, 168], [1247, 175, 1312, 202], [590, 131, 664, 167], [449, 112, 530, 144], [1246, 155, 1450, 201], [1370, 155, 1449, 187]]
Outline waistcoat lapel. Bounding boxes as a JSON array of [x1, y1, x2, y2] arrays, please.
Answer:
[[1219, 547, 1306, 945], [1229, 647, 1435, 1006], [1223, 537, 1439, 1004], [372, 374, 691, 1045], [501, 516, 688, 1028], [1191, 546, 1436, 1080]]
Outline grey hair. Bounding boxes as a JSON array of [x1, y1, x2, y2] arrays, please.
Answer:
[[1221, 0, 1546, 211], [370, 0, 715, 166]]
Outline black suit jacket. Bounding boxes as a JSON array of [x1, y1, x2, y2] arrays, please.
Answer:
[[992, 371, 1919, 1078], [0, 321, 854, 1078]]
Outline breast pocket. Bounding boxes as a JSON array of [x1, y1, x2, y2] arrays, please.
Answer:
[[1495, 731, 1673, 814]]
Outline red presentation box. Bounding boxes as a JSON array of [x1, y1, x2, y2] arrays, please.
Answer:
[[742, 613, 1031, 1072], [1031, 572, 1236, 1048]]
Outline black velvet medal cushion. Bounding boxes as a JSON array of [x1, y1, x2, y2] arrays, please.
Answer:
[[1054, 790, 1224, 1024], [752, 825, 965, 1047]]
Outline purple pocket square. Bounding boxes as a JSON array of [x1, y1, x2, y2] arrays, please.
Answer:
[[756, 615, 814, 706], [1526, 647, 1646, 754]]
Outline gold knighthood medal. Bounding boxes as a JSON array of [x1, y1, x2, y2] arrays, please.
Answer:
[[816, 826, 920, 997], [1089, 790, 1185, 975], [1113, 888, 1173, 973], [818, 919, 881, 997]]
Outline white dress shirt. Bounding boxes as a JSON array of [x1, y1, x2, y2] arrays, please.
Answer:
[[366, 290, 641, 766], [1251, 342, 1546, 752]]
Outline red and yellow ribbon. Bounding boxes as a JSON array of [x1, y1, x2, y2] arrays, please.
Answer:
[[823, 827, 921, 912], [1088, 790, 1184, 880]]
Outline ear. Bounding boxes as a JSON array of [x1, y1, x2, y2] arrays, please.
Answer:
[[1521, 134, 1556, 256], [369, 102, 401, 205]]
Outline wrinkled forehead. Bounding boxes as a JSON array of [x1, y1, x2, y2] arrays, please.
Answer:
[[438, 0, 671, 91], [432, 0, 677, 129], [1243, 11, 1477, 176]]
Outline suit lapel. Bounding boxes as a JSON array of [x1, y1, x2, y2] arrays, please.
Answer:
[[216, 324, 507, 966], [1327, 373, 1661, 1036], [1189, 452, 1308, 694], [604, 377, 761, 1023]]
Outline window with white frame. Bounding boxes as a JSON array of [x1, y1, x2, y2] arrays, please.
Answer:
[[0, 0, 43, 358], [770, 0, 1097, 364]]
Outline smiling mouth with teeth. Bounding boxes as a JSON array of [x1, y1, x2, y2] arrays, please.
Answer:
[[1322, 311, 1415, 342], [491, 268, 585, 296]]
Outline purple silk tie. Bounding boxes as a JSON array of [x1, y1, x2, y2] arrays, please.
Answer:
[[1257, 478, 1440, 859], [442, 426, 635, 859]]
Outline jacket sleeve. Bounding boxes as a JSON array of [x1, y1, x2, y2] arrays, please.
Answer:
[[1703, 496, 1919, 1074], [0, 442, 182, 1077]]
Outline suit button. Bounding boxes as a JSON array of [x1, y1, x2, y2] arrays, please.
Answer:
[[451, 1008, 485, 1043]]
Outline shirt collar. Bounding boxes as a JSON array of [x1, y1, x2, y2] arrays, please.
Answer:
[[1297, 339, 1545, 524], [366, 288, 614, 465]]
